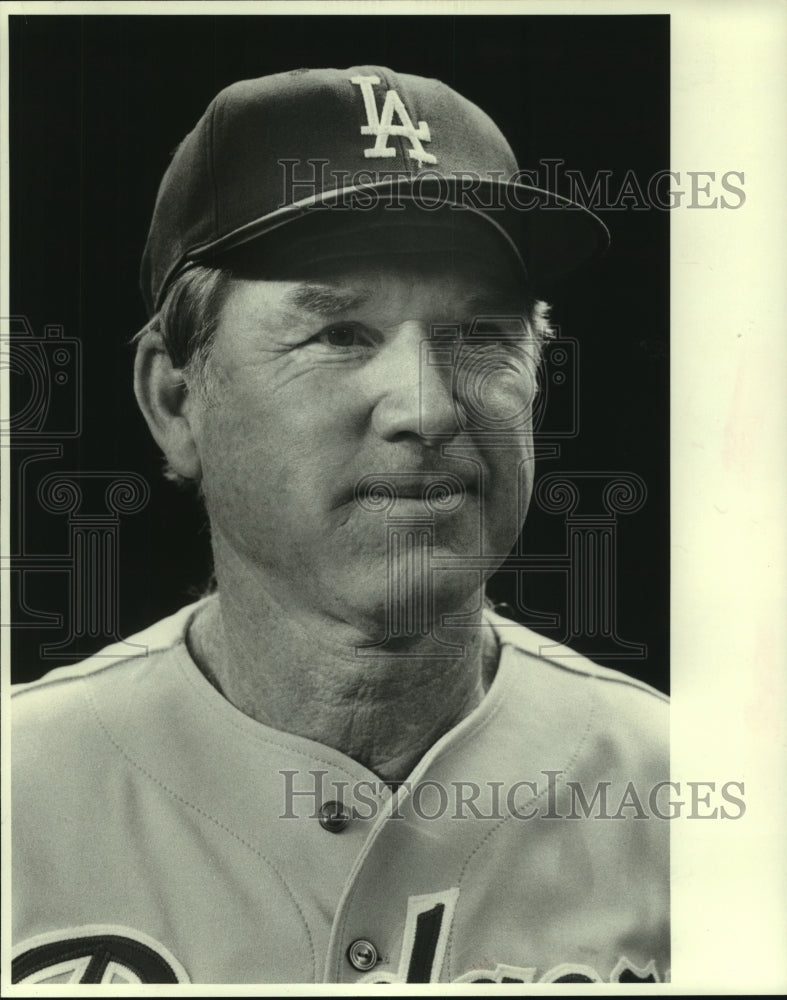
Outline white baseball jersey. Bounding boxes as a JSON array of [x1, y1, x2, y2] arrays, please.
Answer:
[[12, 600, 669, 985]]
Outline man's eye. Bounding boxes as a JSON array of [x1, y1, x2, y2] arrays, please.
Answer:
[[313, 323, 369, 348]]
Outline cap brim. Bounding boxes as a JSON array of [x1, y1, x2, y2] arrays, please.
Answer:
[[181, 178, 609, 290]]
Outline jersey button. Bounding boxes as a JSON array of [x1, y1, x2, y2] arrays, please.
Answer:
[[318, 800, 350, 833], [347, 938, 378, 972]]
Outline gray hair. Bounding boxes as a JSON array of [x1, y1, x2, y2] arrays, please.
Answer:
[[138, 264, 231, 392]]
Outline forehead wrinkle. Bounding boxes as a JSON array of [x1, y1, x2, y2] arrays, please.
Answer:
[[257, 269, 528, 333], [286, 282, 371, 318]]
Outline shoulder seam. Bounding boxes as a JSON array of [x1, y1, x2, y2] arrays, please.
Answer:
[[518, 647, 669, 704], [485, 611, 668, 703], [11, 601, 206, 699], [11, 641, 187, 701]]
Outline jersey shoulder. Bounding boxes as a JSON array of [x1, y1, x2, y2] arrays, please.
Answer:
[[485, 608, 668, 774], [12, 601, 199, 694], [11, 602, 202, 769], [487, 607, 667, 702]]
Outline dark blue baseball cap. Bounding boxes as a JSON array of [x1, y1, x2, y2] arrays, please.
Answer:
[[140, 66, 610, 316]]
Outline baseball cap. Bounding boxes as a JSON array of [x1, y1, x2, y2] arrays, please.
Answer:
[[140, 66, 610, 316]]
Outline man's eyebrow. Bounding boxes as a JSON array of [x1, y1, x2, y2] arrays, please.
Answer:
[[285, 283, 370, 317]]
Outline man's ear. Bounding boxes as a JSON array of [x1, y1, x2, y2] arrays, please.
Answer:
[[134, 328, 203, 481]]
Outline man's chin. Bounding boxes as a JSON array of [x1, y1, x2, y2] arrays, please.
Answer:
[[327, 563, 486, 639]]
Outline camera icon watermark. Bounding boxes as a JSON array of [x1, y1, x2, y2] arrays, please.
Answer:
[[3, 315, 152, 664], [1, 316, 81, 439], [532, 335, 579, 440], [418, 318, 578, 441]]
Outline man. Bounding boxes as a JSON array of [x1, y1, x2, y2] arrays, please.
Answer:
[[12, 67, 668, 985]]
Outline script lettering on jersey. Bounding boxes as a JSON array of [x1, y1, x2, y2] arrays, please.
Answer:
[[359, 890, 662, 984], [453, 957, 660, 984], [350, 75, 437, 165]]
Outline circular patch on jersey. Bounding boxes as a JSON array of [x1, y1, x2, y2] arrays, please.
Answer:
[[12, 925, 190, 984]]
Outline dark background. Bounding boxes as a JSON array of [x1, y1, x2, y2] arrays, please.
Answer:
[[8, 13, 669, 691]]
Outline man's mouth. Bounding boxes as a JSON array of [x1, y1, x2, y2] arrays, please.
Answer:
[[352, 472, 471, 513]]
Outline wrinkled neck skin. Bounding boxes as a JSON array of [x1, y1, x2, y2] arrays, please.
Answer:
[[187, 543, 498, 784]]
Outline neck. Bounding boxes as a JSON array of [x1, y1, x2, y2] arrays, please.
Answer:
[[187, 551, 498, 783]]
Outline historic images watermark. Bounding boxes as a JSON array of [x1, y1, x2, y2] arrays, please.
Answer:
[[279, 770, 746, 822], [278, 158, 746, 214]]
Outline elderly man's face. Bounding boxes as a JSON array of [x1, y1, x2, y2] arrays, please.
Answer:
[[188, 241, 538, 627]]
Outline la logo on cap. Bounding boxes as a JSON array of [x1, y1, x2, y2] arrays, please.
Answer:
[[351, 75, 437, 165]]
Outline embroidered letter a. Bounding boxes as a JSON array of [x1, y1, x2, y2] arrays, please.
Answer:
[[350, 75, 437, 166]]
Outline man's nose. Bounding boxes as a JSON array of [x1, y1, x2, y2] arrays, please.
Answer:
[[369, 323, 460, 444]]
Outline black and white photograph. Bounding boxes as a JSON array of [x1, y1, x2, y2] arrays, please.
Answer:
[[2, 1, 784, 991]]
